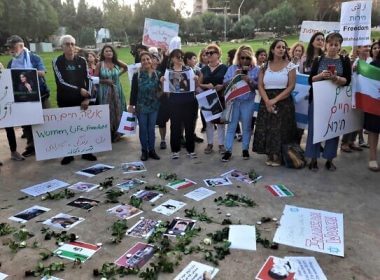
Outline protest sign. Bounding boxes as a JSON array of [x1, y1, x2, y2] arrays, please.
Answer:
[[43, 213, 84, 230], [299, 21, 340, 42], [115, 242, 154, 269], [313, 81, 363, 143], [0, 69, 43, 128], [127, 219, 160, 239], [284, 257, 327, 280], [9, 205, 50, 224], [142, 18, 179, 50], [196, 89, 223, 122], [353, 60, 380, 116], [256, 256, 296, 280], [164, 69, 195, 93], [174, 261, 219, 280], [224, 74, 251, 103], [273, 205, 344, 257], [265, 185, 294, 197], [21, 179, 69, 197], [32, 105, 112, 160], [152, 199, 186, 216], [164, 218, 196, 237], [184, 187, 216, 202], [0, 272, 8, 280], [340, 1, 372, 46], [118, 111, 137, 136]]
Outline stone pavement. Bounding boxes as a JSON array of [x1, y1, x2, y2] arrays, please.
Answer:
[[0, 127, 379, 280]]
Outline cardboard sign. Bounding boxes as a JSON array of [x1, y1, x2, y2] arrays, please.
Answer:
[[0, 69, 43, 128], [340, 1, 372, 46], [143, 18, 179, 49], [312, 81, 363, 143], [299, 21, 340, 42], [273, 205, 344, 257], [32, 105, 112, 160]]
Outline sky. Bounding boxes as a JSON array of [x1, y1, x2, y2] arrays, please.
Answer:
[[75, 0, 194, 17]]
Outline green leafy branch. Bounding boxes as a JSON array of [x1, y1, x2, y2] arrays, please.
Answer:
[[214, 193, 257, 207], [129, 196, 143, 209], [184, 207, 213, 223], [105, 189, 124, 203], [256, 229, 278, 249], [109, 220, 128, 243], [41, 228, 77, 244], [144, 184, 168, 193], [41, 189, 75, 201], [93, 263, 139, 279], [0, 222, 17, 236], [156, 172, 178, 181], [99, 176, 115, 189]]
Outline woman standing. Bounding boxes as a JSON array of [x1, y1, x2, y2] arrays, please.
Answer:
[[128, 52, 161, 161], [305, 32, 352, 171], [289, 42, 305, 69], [252, 39, 297, 167], [299, 32, 325, 74], [365, 41, 380, 171], [95, 45, 128, 142], [164, 49, 198, 159], [199, 44, 228, 154], [222, 45, 259, 161], [86, 52, 98, 76]]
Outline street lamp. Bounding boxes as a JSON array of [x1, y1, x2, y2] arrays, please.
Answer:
[[238, 0, 246, 21]]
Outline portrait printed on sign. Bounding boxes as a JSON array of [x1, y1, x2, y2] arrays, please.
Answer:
[[115, 242, 155, 269], [11, 69, 40, 102], [164, 218, 196, 237], [169, 71, 190, 93]]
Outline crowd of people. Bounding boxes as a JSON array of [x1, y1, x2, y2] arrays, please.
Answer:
[[1, 33, 380, 172]]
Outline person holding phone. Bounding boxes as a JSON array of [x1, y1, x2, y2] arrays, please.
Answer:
[[222, 45, 259, 161], [305, 32, 352, 171]]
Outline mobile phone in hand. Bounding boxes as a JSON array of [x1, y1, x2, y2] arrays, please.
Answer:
[[327, 64, 336, 74]]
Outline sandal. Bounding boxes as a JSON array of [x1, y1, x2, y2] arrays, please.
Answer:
[[368, 161, 380, 172], [325, 160, 337, 171], [340, 145, 352, 153]]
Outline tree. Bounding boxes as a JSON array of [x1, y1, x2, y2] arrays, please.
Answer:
[[259, 1, 296, 35], [231, 15, 255, 39], [103, 0, 132, 42]]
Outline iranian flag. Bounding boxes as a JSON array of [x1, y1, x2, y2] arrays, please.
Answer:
[[224, 74, 251, 103], [354, 60, 380, 116]]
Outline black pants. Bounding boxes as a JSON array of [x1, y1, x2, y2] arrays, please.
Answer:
[[5, 127, 16, 152], [169, 99, 198, 153]]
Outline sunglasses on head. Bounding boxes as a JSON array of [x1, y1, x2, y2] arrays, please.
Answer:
[[205, 51, 217, 56], [240, 56, 251, 60]]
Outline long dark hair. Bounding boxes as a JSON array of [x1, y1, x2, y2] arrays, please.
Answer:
[[99, 45, 119, 66], [267, 39, 290, 62], [305, 32, 324, 67], [370, 40, 379, 58]]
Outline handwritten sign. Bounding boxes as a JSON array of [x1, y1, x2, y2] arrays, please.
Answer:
[[299, 21, 340, 42], [0, 69, 43, 128], [32, 105, 112, 160], [312, 81, 363, 144], [273, 205, 344, 257], [340, 0, 372, 46], [143, 18, 179, 50], [174, 261, 219, 280]]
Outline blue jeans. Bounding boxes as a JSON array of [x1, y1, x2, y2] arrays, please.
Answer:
[[225, 100, 255, 152], [137, 111, 158, 152], [305, 102, 339, 160]]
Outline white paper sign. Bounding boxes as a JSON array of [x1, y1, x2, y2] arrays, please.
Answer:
[[127, 63, 141, 82], [143, 18, 179, 50], [20, 179, 69, 197], [117, 111, 137, 136], [32, 105, 112, 160], [164, 69, 195, 93], [196, 89, 223, 122], [0, 69, 43, 128], [284, 257, 327, 280], [152, 199, 186, 216], [228, 225, 256, 251], [299, 21, 340, 42], [0, 272, 8, 280], [273, 205, 344, 257], [184, 187, 216, 201], [340, 1, 372, 46], [313, 81, 363, 143], [174, 261, 219, 280]]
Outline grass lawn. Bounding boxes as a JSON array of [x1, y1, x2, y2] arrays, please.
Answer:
[[2, 32, 378, 108]]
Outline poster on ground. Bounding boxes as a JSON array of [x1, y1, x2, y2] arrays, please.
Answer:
[[54, 241, 101, 262], [9, 205, 50, 223], [273, 205, 344, 257], [142, 18, 179, 50], [284, 256, 327, 280], [32, 105, 112, 160], [174, 261, 219, 280], [20, 179, 69, 197], [299, 21, 340, 42], [313, 80, 363, 144], [340, 0, 372, 46], [0, 69, 43, 128]]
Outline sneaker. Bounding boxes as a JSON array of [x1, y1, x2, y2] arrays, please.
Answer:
[[218, 145, 226, 154], [359, 142, 370, 148], [22, 147, 35, 157], [82, 154, 97, 161], [204, 144, 213, 154], [11, 151, 25, 161], [61, 156, 74, 165], [194, 135, 204, 143], [242, 150, 249, 159], [148, 150, 160, 160], [221, 151, 231, 162], [171, 152, 179, 159], [187, 152, 198, 159], [160, 141, 167, 150]]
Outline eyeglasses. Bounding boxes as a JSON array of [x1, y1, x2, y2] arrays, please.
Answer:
[[240, 56, 251, 60], [64, 42, 75, 47], [205, 51, 217, 56], [175, 55, 184, 60]]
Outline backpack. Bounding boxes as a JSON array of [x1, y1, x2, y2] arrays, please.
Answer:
[[282, 143, 306, 169]]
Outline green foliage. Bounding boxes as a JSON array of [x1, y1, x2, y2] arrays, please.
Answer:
[[205, 228, 231, 265], [256, 229, 279, 250], [0, 223, 16, 236], [93, 263, 139, 278], [43, 189, 75, 200], [25, 261, 65, 277], [41, 227, 77, 244], [184, 207, 213, 223], [231, 15, 255, 39], [129, 196, 143, 209], [214, 193, 256, 207], [109, 220, 128, 243], [259, 1, 296, 35], [99, 176, 115, 189], [144, 184, 168, 193], [157, 172, 178, 181], [105, 189, 124, 203]]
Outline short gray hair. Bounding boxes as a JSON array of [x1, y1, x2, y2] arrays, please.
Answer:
[[60, 35, 76, 46]]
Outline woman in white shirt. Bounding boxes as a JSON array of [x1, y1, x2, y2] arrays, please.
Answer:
[[252, 39, 297, 166]]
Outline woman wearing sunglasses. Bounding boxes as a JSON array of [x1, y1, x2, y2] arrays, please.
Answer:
[[222, 45, 259, 161], [199, 44, 228, 155]]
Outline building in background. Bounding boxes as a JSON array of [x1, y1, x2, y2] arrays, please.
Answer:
[[193, 0, 208, 15]]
